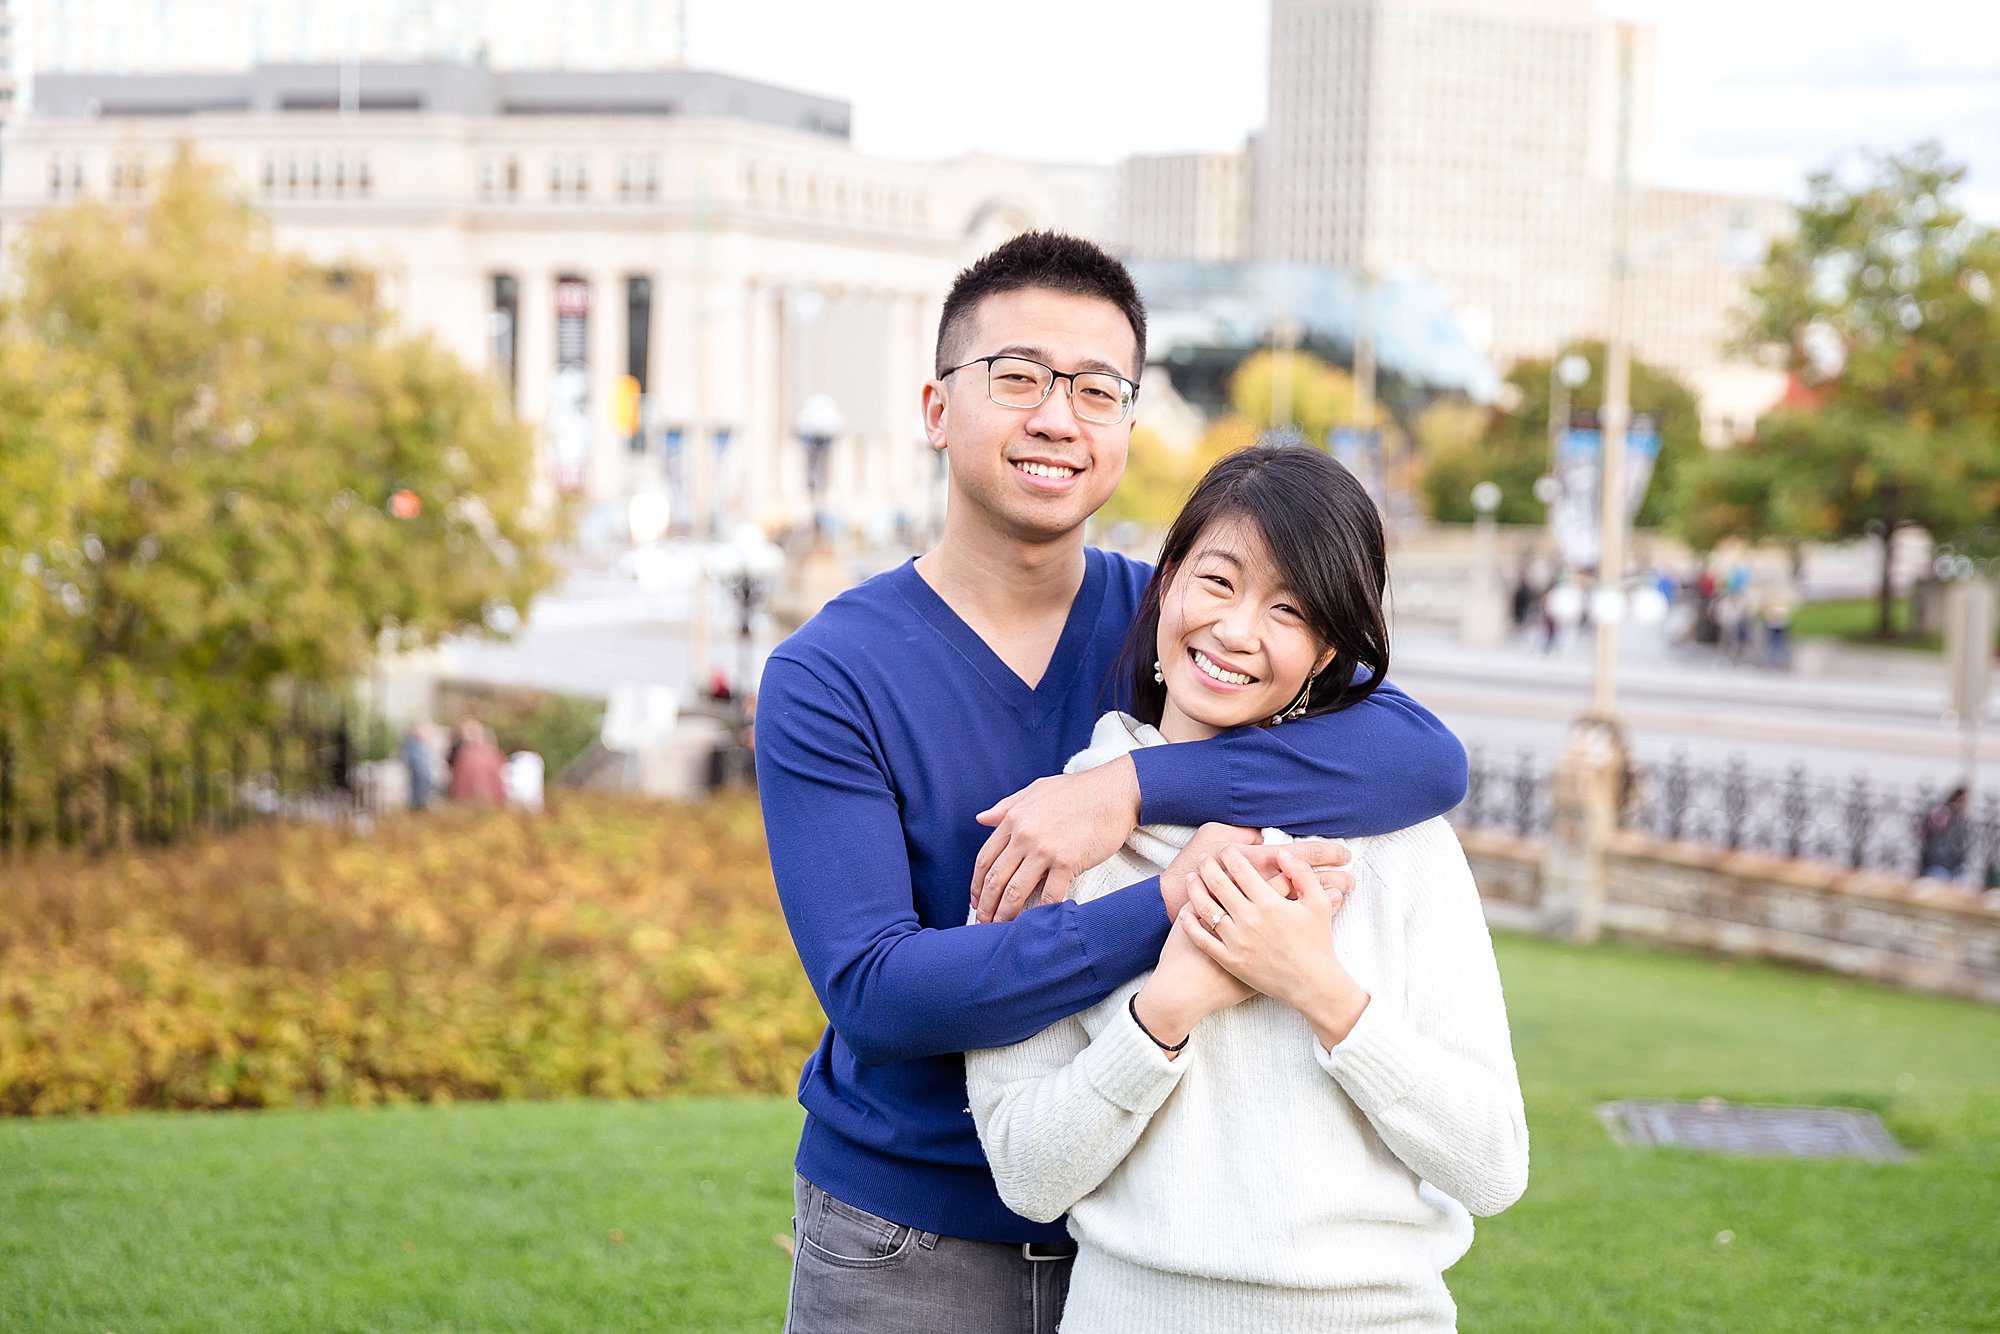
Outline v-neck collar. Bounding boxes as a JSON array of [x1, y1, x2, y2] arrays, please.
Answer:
[[893, 547, 1109, 721]]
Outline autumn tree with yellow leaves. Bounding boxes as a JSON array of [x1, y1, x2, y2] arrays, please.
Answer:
[[0, 150, 556, 766]]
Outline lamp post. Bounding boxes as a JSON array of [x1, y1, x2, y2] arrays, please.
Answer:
[[1547, 22, 1638, 947], [707, 523, 788, 703], [795, 393, 843, 540], [1461, 481, 1507, 649], [1547, 26, 1770, 944]]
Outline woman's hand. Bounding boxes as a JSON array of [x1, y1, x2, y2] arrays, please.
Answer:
[[1131, 910, 1254, 1058], [1160, 828, 1356, 919], [1184, 847, 1371, 1048]]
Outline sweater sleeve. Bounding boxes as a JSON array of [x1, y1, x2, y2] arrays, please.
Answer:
[[756, 655, 1172, 1066], [1314, 821, 1530, 1217], [965, 996, 1185, 1224], [1127, 678, 1468, 837]]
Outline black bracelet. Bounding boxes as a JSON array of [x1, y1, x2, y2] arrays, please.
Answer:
[[1129, 994, 1189, 1053]]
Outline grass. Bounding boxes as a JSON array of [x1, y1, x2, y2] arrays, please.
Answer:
[[4, 935, 1998, 1332], [1789, 595, 2000, 655], [0, 1096, 806, 1333]]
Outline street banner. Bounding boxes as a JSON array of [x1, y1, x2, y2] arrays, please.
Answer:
[[550, 277, 591, 494], [1548, 411, 1662, 570]]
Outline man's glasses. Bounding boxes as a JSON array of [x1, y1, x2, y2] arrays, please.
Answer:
[[941, 355, 1139, 426]]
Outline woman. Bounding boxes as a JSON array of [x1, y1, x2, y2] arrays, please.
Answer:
[[965, 442, 1528, 1332]]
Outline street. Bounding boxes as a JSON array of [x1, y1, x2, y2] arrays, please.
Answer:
[[1394, 625, 1997, 794], [430, 556, 1997, 800]]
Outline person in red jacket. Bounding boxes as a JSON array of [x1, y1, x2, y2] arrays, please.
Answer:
[[447, 718, 507, 806]]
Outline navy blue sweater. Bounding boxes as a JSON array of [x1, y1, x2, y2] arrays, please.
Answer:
[[756, 549, 1467, 1243]]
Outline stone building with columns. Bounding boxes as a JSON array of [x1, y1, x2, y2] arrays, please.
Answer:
[[0, 62, 1111, 536]]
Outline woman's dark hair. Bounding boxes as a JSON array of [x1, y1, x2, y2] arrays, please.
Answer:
[[1121, 440, 1389, 727]]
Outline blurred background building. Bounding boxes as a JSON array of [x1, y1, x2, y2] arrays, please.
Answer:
[[0, 2, 17, 122], [0, 60, 1109, 536], [1, 0, 688, 108], [1114, 151, 1251, 265], [0, 0, 1799, 529], [1111, 0, 1789, 444]]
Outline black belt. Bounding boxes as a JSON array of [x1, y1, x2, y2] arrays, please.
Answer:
[[1020, 1239, 1079, 1261]]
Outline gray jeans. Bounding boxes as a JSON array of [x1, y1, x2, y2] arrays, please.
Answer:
[[785, 1174, 1072, 1334]]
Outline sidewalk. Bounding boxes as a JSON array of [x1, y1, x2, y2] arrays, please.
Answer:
[[1391, 623, 1986, 726]]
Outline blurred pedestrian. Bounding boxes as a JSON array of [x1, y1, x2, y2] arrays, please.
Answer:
[[448, 717, 508, 806], [1715, 592, 1751, 663], [1510, 569, 1536, 630], [401, 721, 440, 810], [502, 749, 545, 811], [1761, 594, 1794, 670], [1918, 786, 1970, 882]]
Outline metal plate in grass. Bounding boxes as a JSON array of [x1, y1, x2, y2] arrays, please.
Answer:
[[1598, 1099, 1907, 1162]]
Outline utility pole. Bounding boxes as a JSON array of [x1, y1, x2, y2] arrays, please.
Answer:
[[1591, 23, 1636, 723], [1269, 312, 1302, 432], [1353, 269, 1375, 437], [1550, 22, 1638, 948]]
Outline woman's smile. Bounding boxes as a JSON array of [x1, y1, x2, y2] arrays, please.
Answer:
[[1189, 647, 1257, 690]]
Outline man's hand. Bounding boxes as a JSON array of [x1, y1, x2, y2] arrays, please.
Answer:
[[1159, 828, 1353, 918], [972, 758, 1142, 923]]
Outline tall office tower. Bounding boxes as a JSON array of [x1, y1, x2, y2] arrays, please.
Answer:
[[1256, 0, 1646, 368], [9, 0, 685, 101], [1114, 150, 1251, 263]]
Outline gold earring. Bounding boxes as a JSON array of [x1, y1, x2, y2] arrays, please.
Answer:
[[1270, 672, 1316, 725]]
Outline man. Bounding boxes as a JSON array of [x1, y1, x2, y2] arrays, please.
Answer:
[[1918, 786, 1969, 882], [757, 232, 1467, 1333]]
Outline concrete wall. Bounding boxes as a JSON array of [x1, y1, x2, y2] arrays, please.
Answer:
[[1460, 826, 2000, 1005]]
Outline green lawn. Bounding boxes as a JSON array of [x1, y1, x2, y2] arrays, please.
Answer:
[[4, 934, 1997, 1332], [1789, 595, 2000, 654]]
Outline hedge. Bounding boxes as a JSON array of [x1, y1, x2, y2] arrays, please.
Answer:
[[0, 796, 826, 1115]]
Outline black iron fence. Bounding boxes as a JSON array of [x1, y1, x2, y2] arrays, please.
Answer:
[[0, 714, 384, 858], [1456, 747, 1555, 839], [1457, 747, 2000, 888]]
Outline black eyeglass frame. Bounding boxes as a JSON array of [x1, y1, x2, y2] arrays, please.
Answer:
[[939, 354, 1141, 425]]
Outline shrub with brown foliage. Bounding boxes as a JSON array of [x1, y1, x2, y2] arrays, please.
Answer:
[[0, 795, 825, 1115]]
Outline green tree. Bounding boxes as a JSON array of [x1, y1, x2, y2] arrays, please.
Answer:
[[1672, 142, 2000, 636], [1421, 344, 1701, 526], [0, 340, 108, 689], [0, 149, 556, 757]]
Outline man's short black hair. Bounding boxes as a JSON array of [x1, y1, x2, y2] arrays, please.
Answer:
[[935, 230, 1147, 378]]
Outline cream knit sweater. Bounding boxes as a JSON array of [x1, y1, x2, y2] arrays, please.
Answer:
[[965, 712, 1529, 1333]]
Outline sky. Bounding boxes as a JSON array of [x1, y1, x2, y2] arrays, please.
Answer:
[[685, 0, 2000, 219]]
